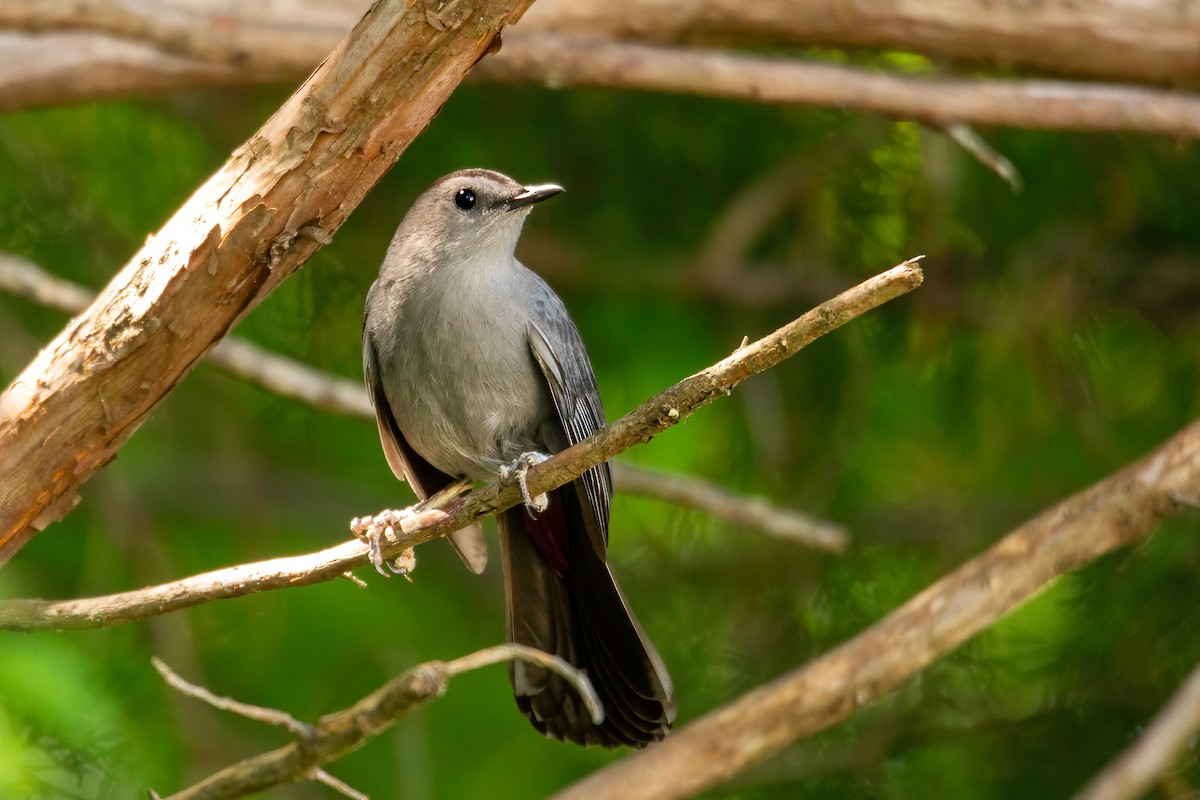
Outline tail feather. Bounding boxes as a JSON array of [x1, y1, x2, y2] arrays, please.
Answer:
[[499, 488, 674, 748]]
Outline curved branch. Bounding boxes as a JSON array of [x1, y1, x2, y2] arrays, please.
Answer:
[[550, 415, 1200, 800], [156, 643, 599, 800], [0, 0, 535, 562], [0, 261, 922, 632]]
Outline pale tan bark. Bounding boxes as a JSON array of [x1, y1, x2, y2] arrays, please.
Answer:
[[523, 0, 1200, 85], [3, 0, 1198, 87], [0, 0, 536, 561], [485, 34, 1200, 140]]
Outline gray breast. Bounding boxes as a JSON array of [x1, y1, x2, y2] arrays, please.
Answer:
[[373, 260, 556, 481]]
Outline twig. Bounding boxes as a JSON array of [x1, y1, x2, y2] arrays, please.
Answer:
[[1073, 660, 1200, 800], [943, 123, 1023, 193], [551, 413, 1200, 800], [442, 644, 603, 725], [0, 260, 922, 632], [0, 0, 534, 563], [313, 770, 368, 800], [0, 252, 847, 548], [151, 656, 312, 737], [613, 463, 848, 552], [156, 643, 598, 800]]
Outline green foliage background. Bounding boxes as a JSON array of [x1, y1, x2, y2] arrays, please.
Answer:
[[2, 74, 1200, 799]]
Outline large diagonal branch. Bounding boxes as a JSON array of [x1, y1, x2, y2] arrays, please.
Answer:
[[0, 261, 922, 632], [550, 419, 1200, 800], [0, 0, 537, 563]]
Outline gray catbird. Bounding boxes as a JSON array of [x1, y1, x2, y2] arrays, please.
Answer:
[[362, 168, 675, 747]]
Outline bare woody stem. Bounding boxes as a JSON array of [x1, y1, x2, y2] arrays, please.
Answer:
[[0, 0, 536, 563], [4, 0, 1200, 91], [550, 416, 1200, 800], [0, 260, 922, 632], [156, 643, 600, 800], [0, 253, 847, 549], [483, 34, 1200, 141], [6, 28, 1200, 140], [1073, 659, 1200, 800]]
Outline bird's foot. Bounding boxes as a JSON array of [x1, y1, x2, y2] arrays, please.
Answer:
[[499, 452, 550, 514], [350, 509, 417, 579]]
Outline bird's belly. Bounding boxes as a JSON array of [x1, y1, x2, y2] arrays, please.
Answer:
[[391, 344, 552, 482]]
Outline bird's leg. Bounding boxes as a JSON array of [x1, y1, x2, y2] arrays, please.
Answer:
[[499, 452, 550, 514], [350, 509, 417, 578]]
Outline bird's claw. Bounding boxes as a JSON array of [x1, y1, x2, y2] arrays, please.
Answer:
[[500, 452, 550, 514], [350, 510, 417, 579]]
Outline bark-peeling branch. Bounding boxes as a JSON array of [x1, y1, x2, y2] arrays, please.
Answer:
[[154, 644, 600, 800], [0, 253, 847, 549], [550, 417, 1200, 800], [0, 260, 921, 632], [0, 0, 536, 563]]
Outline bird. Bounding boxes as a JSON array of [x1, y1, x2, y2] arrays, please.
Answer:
[[361, 168, 675, 747]]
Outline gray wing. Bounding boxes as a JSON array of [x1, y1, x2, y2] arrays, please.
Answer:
[[527, 318, 613, 559], [363, 324, 488, 574]]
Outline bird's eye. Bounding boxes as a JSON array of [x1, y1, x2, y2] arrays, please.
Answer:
[[454, 189, 476, 211]]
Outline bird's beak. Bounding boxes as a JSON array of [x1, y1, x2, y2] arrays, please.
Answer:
[[507, 183, 565, 210]]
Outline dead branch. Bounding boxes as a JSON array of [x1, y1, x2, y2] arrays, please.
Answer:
[[0, 0, 536, 563], [155, 643, 600, 800], [0, 261, 921, 632], [1073, 659, 1200, 800], [0, 253, 844, 546], [152, 656, 312, 737], [3, 0, 1199, 87], [614, 464, 847, 552], [551, 415, 1200, 800], [482, 35, 1200, 140], [7, 28, 1200, 141]]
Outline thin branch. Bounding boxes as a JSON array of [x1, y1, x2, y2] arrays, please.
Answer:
[[550, 414, 1200, 800], [313, 770, 368, 800], [5, 22, 1200, 139], [4, 0, 1200, 88], [613, 463, 847, 552], [0, 252, 844, 546], [151, 656, 312, 737], [0, 0, 535, 563], [943, 123, 1023, 193], [156, 643, 598, 800], [0, 260, 922, 632], [482, 34, 1200, 140], [442, 644, 603, 725], [1074, 660, 1200, 800]]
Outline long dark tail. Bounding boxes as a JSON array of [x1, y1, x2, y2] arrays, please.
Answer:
[[498, 487, 675, 748]]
